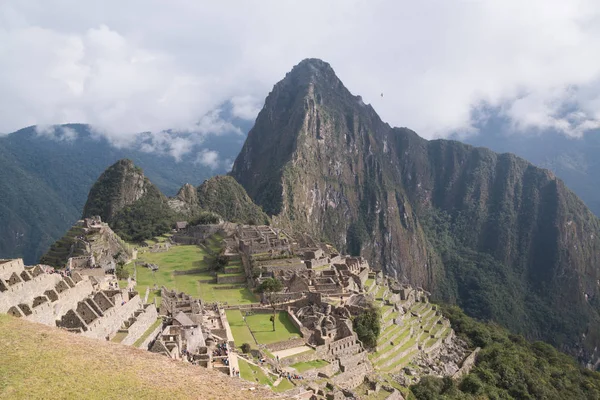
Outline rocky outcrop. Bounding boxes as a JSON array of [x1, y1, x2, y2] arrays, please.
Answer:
[[82, 159, 150, 222], [230, 58, 600, 363], [168, 183, 198, 215]]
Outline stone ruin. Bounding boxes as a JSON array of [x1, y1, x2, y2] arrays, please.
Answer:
[[0, 258, 158, 344], [287, 295, 373, 391], [151, 287, 238, 377]]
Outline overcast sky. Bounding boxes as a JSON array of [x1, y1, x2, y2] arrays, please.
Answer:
[[1, 0, 600, 142]]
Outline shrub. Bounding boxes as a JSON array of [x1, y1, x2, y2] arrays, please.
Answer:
[[241, 343, 251, 354]]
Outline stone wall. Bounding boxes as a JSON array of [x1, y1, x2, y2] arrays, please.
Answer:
[[81, 295, 143, 340], [331, 362, 369, 390], [287, 308, 311, 339], [453, 347, 481, 380], [0, 259, 25, 281], [0, 266, 95, 327], [216, 274, 246, 284], [137, 319, 164, 350], [266, 337, 306, 352], [306, 258, 328, 269], [121, 304, 159, 346], [261, 263, 307, 273]]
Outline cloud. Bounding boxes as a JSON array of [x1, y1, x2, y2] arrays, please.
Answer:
[[195, 149, 220, 170], [230, 96, 262, 121], [35, 125, 78, 142], [1, 0, 600, 140]]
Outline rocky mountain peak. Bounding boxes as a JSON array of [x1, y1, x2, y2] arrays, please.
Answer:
[[231, 59, 600, 363], [82, 159, 151, 222], [176, 183, 198, 204]]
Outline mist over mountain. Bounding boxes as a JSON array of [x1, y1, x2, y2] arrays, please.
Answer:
[[0, 116, 249, 264], [461, 118, 600, 217]]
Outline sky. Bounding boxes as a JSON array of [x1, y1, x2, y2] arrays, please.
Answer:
[[1, 0, 600, 144]]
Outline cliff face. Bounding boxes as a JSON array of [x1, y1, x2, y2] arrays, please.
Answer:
[[231, 59, 430, 283], [231, 59, 600, 362], [82, 159, 151, 221]]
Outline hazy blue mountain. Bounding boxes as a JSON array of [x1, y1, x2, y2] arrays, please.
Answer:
[[0, 117, 248, 264], [461, 116, 600, 216]]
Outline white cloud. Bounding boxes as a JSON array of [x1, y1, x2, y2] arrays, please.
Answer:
[[1, 0, 600, 141], [230, 95, 262, 121], [34, 125, 78, 142], [195, 149, 220, 170]]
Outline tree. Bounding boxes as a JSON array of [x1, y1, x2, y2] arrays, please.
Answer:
[[210, 249, 229, 272], [352, 303, 381, 349], [115, 261, 129, 280], [257, 278, 283, 331], [241, 343, 251, 354]]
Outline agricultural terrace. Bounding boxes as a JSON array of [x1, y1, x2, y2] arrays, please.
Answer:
[[123, 243, 257, 306]]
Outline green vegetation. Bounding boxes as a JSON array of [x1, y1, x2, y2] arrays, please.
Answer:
[[189, 211, 222, 225], [133, 318, 163, 348], [422, 207, 594, 354], [238, 358, 272, 386], [196, 176, 270, 225], [82, 159, 183, 243], [115, 262, 129, 280], [256, 278, 284, 331], [110, 331, 128, 343], [225, 310, 255, 346], [124, 245, 256, 305], [237, 358, 295, 392], [111, 184, 181, 243], [410, 306, 600, 400], [245, 312, 301, 344], [353, 303, 381, 349], [290, 359, 328, 372]]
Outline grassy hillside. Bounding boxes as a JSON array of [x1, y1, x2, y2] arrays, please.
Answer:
[[0, 314, 273, 400]]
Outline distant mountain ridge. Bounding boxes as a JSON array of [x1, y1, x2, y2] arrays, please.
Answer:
[[0, 122, 247, 264], [70, 159, 268, 247], [231, 58, 600, 364], [462, 122, 600, 216]]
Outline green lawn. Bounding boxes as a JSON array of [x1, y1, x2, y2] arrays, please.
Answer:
[[225, 310, 256, 346], [238, 358, 272, 386], [111, 331, 128, 343], [123, 245, 257, 305], [237, 358, 295, 393], [290, 359, 328, 372], [134, 318, 163, 348], [273, 378, 295, 392], [245, 312, 301, 345]]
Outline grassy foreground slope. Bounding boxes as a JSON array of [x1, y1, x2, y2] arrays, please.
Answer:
[[0, 315, 273, 400]]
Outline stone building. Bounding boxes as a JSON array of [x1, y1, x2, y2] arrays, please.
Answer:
[[0, 258, 158, 344]]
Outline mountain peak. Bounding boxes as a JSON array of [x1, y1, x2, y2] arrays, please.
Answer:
[[278, 58, 342, 91], [82, 159, 150, 222]]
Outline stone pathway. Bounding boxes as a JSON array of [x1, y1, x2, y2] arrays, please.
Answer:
[[272, 345, 312, 359], [229, 351, 240, 377]]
